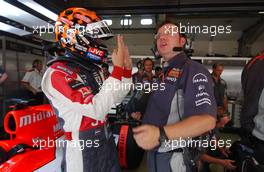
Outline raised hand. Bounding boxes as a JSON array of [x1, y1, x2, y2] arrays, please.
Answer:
[[123, 45, 132, 70], [111, 35, 125, 68]]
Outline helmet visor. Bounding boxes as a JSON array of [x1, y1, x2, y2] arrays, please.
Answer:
[[84, 20, 114, 39]]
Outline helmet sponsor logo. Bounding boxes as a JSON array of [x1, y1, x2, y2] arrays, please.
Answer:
[[86, 52, 101, 61], [88, 47, 104, 56], [60, 17, 74, 26], [74, 14, 92, 24]]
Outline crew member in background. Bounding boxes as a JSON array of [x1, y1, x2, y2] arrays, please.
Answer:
[[101, 62, 111, 79], [132, 60, 144, 83], [128, 58, 155, 120], [21, 59, 44, 105], [142, 57, 154, 82], [153, 66, 163, 83], [199, 113, 235, 172], [0, 66, 8, 125], [211, 63, 228, 117], [0, 67, 8, 86]]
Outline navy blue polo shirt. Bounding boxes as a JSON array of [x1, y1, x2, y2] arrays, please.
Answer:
[[143, 53, 217, 127]]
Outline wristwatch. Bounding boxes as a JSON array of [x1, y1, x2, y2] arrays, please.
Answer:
[[159, 127, 169, 143]]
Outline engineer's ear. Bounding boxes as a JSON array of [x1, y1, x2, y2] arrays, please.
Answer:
[[180, 37, 187, 47]]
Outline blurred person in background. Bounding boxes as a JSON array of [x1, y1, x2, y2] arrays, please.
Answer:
[[199, 113, 235, 172], [21, 59, 44, 105], [0, 67, 8, 86], [101, 62, 111, 79], [211, 63, 229, 117], [142, 58, 154, 82], [240, 53, 264, 164], [132, 60, 144, 83], [153, 66, 163, 83]]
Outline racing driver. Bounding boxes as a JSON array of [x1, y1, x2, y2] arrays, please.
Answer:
[[41, 7, 132, 172]]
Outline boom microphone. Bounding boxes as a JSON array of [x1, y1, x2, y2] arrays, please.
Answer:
[[173, 47, 183, 52]]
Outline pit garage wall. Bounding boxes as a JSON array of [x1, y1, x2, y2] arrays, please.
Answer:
[[0, 36, 44, 99]]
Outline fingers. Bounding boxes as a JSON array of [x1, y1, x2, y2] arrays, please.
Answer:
[[117, 34, 125, 51], [112, 48, 117, 55], [112, 34, 131, 68], [133, 133, 144, 149], [132, 125, 146, 134], [117, 35, 124, 59], [228, 160, 235, 163], [123, 45, 132, 69], [124, 45, 129, 58], [111, 36, 124, 67], [228, 163, 236, 169], [226, 160, 236, 169]]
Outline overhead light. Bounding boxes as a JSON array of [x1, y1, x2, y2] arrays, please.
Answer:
[[121, 19, 132, 26], [103, 19, 112, 26], [141, 19, 153, 25], [0, 0, 23, 16], [124, 14, 131, 17], [258, 11, 264, 14], [0, 0, 52, 29], [0, 22, 31, 36], [18, 0, 58, 21], [0, 22, 12, 30]]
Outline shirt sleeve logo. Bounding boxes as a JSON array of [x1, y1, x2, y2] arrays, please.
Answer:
[[167, 68, 182, 78], [165, 68, 182, 82], [193, 73, 208, 83], [195, 98, 212, 106]]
